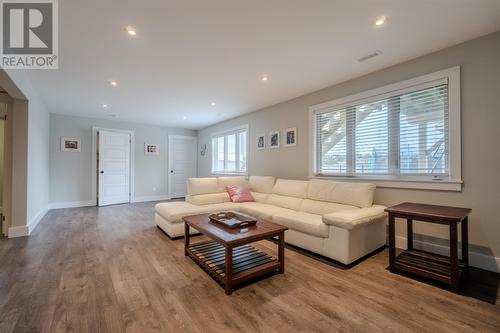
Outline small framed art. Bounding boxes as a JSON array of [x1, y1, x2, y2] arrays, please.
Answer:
[[145, 143, 159, 155], [61, 137, 81, 152], [285, 127, 297, 147], [256, 134, 265, 150], [269, 131, 280, 149]]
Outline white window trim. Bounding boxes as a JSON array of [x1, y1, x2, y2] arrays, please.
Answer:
[[309, 66, 462, 191], [210, 124, 249, 176]]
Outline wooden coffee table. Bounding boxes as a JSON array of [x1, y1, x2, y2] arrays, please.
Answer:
[[183, 213, 288, 295]]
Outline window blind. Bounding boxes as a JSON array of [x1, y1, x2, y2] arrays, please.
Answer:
[[315, 83, 449, 177]]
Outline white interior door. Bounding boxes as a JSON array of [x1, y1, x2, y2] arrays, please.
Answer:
[[98, 130, 131, 206], [169, 136, 197, 198]]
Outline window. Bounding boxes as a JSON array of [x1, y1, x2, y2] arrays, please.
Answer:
[[211, 125, 248, 174], [310, 67, 461, 191]]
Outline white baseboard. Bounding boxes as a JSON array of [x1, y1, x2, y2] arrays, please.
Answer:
[[28, 208, 48, 234], [396, 236, 500, 273], [132, 195, 170, 203], [48, 200, 95, 210], [48, 196, 170, 209], [8, 207, 49, 238], [8, 225, 29, 237]]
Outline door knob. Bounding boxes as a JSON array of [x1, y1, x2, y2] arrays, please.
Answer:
[[100, 171, 104, 174], [170, 170, 174, 173]]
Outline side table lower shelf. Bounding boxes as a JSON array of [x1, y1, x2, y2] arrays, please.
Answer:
[[186, 240, 280, 289], [394, 249, 467, 285]]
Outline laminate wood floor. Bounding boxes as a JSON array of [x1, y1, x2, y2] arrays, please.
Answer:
[[0, 202, 499, 333]]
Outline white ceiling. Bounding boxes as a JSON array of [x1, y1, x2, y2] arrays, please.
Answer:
[[26, 0, 500, 130]]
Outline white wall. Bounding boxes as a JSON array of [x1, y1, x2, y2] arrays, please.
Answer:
[[27, 95, 50, 228], [198, 31, 500, 272], [49, 114, 196, 206]]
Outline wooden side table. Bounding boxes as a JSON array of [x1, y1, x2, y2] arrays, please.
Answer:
[[385, 202, 471, 291]]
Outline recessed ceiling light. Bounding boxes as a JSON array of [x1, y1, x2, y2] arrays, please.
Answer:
[[261, 75, 269, 82], [125, 26, 137, 36], [183, 116, 187, 120], [210, 102, 216, 106], [102, 104, 108, 108], [109, 80, 118, 87], [375, 16, 386, 26]]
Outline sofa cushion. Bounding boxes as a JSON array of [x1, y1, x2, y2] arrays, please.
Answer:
[[186, 192, 230, 205], [249, 176, 275, 193], [271, 179, 308, 199], [237, 202, 294, 221], [307, 179, 375, 208], [155, 201, 236, 223], [187, 177, 220, 195], [251, 192, 269, 203], [217, 176, 248, 188], [300, 199, 357, 215], [322, 205, 387, 230], [267, 194, 302, 211], [273, 212, 329, 238]]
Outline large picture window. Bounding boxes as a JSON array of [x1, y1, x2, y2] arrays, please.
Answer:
[[211, 125, 248, 175], [310, 67, 461, 190]]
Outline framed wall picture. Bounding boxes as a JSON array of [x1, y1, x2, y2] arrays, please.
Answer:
[[145, 143, 159, 155], [61, 137, 81, 152], [285, 127, 297, 147], [256, 133, 265, 150], [269, 130, 280, 149], [200, 143, 207, 157]]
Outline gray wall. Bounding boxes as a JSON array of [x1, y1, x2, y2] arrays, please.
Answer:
[[198, 31, 500, 269], [49, 114, 196, 204]]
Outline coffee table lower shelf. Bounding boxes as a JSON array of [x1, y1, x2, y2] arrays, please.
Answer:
[[186, 240, 280, 290]]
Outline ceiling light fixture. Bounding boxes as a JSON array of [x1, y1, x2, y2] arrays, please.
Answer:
[[125, 26, 137, 36], [109, 80, 118, 87], [261, 75, 269, 82], [183, 116, 187, 120], [375, 16, 386, 26], [102, 104, 108, 108], [210, 102, 216, 106]]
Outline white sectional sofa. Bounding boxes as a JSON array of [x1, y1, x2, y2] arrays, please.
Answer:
[[155, 176, 387, 265]]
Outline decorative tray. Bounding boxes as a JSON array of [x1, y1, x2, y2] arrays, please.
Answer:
[[208, 211, 258, 229]]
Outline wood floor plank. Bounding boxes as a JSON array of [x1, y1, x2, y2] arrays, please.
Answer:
[[0, 202, 498, 333]]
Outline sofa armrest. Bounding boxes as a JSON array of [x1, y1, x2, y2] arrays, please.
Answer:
[[322, 205, 387, 230]]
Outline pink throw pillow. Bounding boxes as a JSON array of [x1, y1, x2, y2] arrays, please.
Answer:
[[226, 185, 255, 203]]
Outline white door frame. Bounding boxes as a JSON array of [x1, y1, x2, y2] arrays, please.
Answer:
[[92, 127, 135, 206], [0, 94, 11, 236], [168, 135, 197, 199]]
